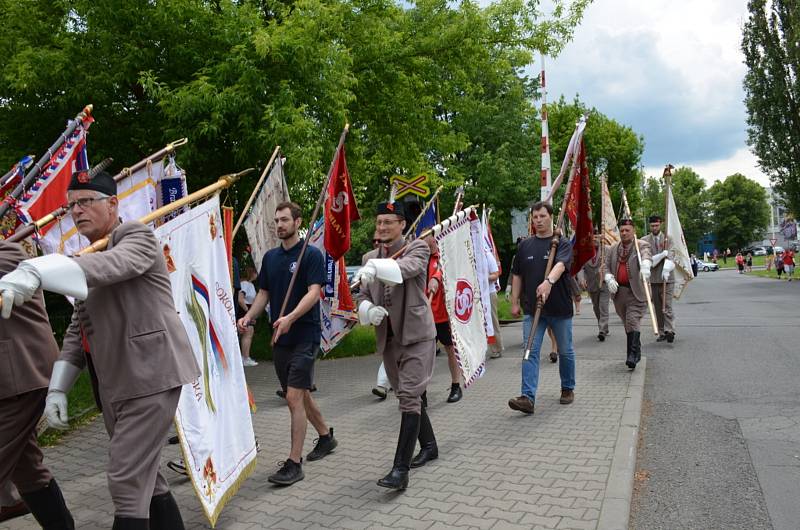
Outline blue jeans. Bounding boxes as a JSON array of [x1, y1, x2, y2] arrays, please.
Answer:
[[521, 314, 576, 401]]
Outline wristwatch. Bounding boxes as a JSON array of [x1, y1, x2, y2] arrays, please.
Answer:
[[545, 277, 555, 285]]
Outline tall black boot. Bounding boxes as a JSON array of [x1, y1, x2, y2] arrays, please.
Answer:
[[20, 478, 75, 530], [631, 331, 642, 365], [149, 492, 185, 530], [112, 517, 149, 529], [411, 407, 438, 468], [377, 412, 420, 490], [625, 332, 636, 369]]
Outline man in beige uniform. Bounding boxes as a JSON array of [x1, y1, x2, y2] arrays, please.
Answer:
[[356, 200, 437, 490], [603, 218, 652, 370], [0, 169, 200, 529], [578, 235, 610, 342], [641, 214, 676, 343], [0, 240, 75, 528]]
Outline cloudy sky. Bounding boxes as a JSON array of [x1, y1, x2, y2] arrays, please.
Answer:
[[539, 0, 767, 187]]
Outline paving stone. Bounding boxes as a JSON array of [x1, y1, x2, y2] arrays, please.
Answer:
[[2, 326, 639, 530]]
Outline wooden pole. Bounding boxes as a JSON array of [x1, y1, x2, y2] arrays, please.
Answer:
[[76, 169, 252, 255], [232, 145, 282, 238], [621, 190, 659, 335], [660, 165, 673, 313], [0, 105, 94, 220], [7, 206, 67, 243], [404, 186, 443, 239], [113, 138, 188, 183], [275, 125, 349, 325]]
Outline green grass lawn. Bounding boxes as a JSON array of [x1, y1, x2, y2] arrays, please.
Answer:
[[39, 371, 100, 447], [749, 268, 796, 280], [496, 293, 522, 321]]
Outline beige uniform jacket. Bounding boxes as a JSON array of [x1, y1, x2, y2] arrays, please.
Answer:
[[0, 241, 59, 400], [358, 238, 436, 355], [60, 222, 200, 404], [641, 233, 674, 284], [604, 240, 652, 303]]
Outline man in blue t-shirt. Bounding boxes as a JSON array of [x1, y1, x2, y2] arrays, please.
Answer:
[[508, 201, 576, 415], [237, 201, 337, 486]]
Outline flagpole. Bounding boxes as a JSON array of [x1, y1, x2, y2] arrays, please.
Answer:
[[350, 205, 478, 291], [404, 186, 443, 238], [0, 105, 94, 220], [275, 125, 350, 327], [113, 138, 188, 182], [621, 190, 659, 336], [539, 53, 552, 204], [75, 169, 253, 256], [452, 186, 464, 216], [7, 206, 67, 243], [661, 165, 673, 313], [232, 145, 282, 238], [599, 173, 606, 287]]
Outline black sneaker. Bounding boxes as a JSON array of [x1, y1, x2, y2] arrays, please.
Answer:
[[167, 459, 187, 476], [656, 334, 667, 342], [268, 459, 304, 486], [276, 389, 286, 399], [306, 428, 338, 461], [665, 331, 675, 343]]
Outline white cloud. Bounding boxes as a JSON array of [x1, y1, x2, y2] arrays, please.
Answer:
[[645, 147, 770, 188], [537, 0, 768, 183]]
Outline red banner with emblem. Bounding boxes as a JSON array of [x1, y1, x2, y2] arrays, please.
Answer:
[[324, 145, 359, 260]]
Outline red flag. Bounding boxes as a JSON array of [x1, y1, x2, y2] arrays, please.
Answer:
[[566, 140, 595, 275], [324, 145, 359, 260]]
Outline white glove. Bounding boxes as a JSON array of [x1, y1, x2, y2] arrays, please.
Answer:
[[662, 258, 675, 281], [358, 300, 389, 326], [604, 273, 619, 294], [45, 392, 70, 430], [0, 268, 40, 319], [651, 251, 668, 266], [640, 259, 652, 282], [358, 258, 402, 286], [355, 261, 377, 287], [20, 254, 88, 300], [45, 360, 82, 430]]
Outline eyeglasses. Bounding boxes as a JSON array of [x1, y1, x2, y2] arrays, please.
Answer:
[[372, 239, 381, 244], [376, 219, 400, 227], [67, 197, 110, 211]]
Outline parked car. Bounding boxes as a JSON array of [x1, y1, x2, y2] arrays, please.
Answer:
[[742, 246, 767, 256], [345, 265, 361, 283], [697, 260, 719, 272]]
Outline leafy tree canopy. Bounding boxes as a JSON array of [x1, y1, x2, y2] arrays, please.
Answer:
[[708, 173, 770, 251]]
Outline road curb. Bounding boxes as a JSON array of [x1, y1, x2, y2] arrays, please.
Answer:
[[597, 356, 646, 530]]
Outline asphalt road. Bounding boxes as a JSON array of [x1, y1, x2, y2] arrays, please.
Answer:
[[629, 269, 799, 529]]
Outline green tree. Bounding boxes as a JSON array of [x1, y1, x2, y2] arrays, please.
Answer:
[[639, 167, 709, 251], [742, 0, 800, 214], [708, 173, 770, 250], [546, 96, 645, 228]]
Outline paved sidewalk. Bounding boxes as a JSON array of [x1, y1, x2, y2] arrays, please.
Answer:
[[3, 318, 643, 530]]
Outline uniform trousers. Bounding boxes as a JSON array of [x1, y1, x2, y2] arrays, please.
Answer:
[[649, 281, 675, 334], [589, 288, 610, 336], [488, 291, 504, 353], [0, 389, 52, 494], [101, 386, 181, 518], [382, 337, 436, 415], [612, 286, 646, 333]]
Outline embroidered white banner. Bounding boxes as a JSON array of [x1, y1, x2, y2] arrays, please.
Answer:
[[435, 208, 487, 386], [153, 195, 256, 527], [243, 157, 290, 271]]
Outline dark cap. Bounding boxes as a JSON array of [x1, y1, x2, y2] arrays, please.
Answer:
[[376, 201, 406, 219], [648, 214, 662, 223], [68, 169, 117, 196]]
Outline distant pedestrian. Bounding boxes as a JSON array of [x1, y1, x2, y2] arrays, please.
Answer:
[[746, 253, 753, 273], [776, 252, 785, 278], [736, 252, 744, 274], [690, 254, 699, 277], [783, 250, 795, 281]]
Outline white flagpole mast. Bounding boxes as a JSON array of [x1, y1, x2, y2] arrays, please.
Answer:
[[539, 53, 552, 205]]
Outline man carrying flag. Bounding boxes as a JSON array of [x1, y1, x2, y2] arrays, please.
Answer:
[[0, 167, 200, 529]]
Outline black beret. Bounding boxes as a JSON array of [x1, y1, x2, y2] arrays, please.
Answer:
[[376, 201, 406, 219], [68, 169, 117, 196]]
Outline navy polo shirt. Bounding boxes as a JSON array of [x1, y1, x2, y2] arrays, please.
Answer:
[[258, 239, 325, 346]]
